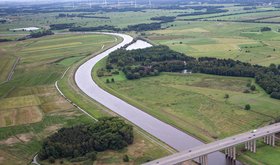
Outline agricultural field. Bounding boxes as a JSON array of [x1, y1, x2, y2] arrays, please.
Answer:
[[0, 34, 170, 164], [147, 21, 280, 66], [207, 10, 280, 22], [0, 1, 280, 165], [0, 9, 181, 34]]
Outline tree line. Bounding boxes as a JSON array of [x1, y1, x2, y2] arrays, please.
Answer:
[[150, 16, 176, 23], [38, 117, 133, 161], [69, 25, 121, 32], [107, 46, 280, 99], [50, 23, 75, 30], [56, 13, 110, 19], [69, 22, 163, 32]]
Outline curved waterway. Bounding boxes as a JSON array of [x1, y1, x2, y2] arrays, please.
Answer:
[[75, 33, 240, 165], [126, 40, 152, 50]]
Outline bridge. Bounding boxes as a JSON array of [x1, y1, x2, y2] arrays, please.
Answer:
[[144, 123, 280, 165]]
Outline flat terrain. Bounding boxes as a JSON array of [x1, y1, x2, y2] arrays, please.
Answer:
[[1, 3, 280, 165], [98, 71, 280, 140], [0, 34, 170, 164], [94, 58, 280, 164], [147, 21, 280, 66]]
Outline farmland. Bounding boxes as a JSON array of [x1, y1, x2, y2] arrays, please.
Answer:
[[0, 34, 170, 164], [0, 1, 280, 165], [147, 21, 280, 66]]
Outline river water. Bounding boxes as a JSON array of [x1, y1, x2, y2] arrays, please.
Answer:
[[126, 40, 152, 50], [75, 33, 240, 165]]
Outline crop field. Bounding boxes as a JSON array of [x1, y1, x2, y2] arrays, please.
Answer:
[[207, 10, 280, 21], [0, 9, 180, 34], [147, 21, 280, 66], [0, 33, 171, 164], [0, 34, 117, 163]]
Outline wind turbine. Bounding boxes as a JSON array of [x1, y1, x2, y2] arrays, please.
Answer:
[[134, 0, 137, 8], [149, 0, 152, 8], [104, 0, 107, 6]]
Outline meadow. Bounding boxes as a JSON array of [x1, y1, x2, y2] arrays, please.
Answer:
[[0, 34, 171, 164], [147, 21, 280, 66], [94, 61, 280, 164]]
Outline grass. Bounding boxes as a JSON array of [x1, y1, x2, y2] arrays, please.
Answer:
[[95, 65, 280, 140], [1, 33, 170, 165], [147, 21, 280, 66], [0, 32, 172, 164], [0, 34, 116, 127], [94, 58, 280, 164]]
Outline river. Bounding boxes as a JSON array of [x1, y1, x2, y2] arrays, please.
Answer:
[[75, 33, 238, 165]]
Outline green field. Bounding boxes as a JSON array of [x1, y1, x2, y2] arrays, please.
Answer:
[[0, 34, 171, 165], [146, 21, 280, 66], [1, 3, 280, 165], [94, 57, 280, 164]]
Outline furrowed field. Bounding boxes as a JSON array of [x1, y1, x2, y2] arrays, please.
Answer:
[[0, 34, 170, 165]]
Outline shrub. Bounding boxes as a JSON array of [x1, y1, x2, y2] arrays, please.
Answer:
[[244, 104, 251, 110], [224, 94, 229, 99], [250, 85, 256, 91], [49, 156, 55, 164], [260, 27, 271, 32], [123, 155, 129, 162], [86, 152, 97, 161], [243, 89, 250, 93]]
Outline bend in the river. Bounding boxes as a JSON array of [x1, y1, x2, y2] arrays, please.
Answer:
[[74, 32, 235, 165]]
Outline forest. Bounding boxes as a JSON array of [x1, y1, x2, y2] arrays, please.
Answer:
[[38, 117, 134, 161], [107, 46, 280, 99]]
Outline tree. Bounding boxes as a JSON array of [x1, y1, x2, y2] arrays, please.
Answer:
[[224, 94, 229, 99], [106, 79, 110, 83], [111, 78, 115, 83], [244, 104, 251, 110]]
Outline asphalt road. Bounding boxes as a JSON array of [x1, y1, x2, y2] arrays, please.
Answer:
[[74, 33, 230, 165], [146, 123, 280, 165]]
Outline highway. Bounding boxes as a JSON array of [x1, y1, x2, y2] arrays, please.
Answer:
[[75, 33, 233, 165], [145, 123, 280, 165]]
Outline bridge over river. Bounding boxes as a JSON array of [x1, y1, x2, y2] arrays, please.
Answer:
[[145, 123, 280, 165]]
